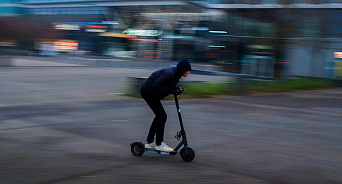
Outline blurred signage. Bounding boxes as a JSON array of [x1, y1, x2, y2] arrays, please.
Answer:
[[54, 40, 78, 52], [86, 25, 107, 32], [0, 41, 15, 47], [86, 22, 108, 32], [123, 29, 163, 37], [127, 38, 158, 42], [99, 32, 136, 38], [102, 21, 119, 25], [249, 45, 273, 50], [334, 52, 342, 59], [54, 23, 80, 31], [87, 25, 107, 29], [336, 62, 342, 76]]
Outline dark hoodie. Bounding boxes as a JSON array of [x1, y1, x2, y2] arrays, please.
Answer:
[[141, 59, 191, 99]]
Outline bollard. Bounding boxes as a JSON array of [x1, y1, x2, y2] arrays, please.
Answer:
[[234, 76, 247, 95]]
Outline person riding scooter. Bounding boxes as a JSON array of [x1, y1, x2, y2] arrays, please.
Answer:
[[140, 59, 192, 152]]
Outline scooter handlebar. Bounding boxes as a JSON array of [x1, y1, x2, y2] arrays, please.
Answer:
[[174, 87, 185, 95]]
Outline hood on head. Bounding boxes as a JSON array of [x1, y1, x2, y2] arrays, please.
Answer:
[[176, 59, 192, 77]]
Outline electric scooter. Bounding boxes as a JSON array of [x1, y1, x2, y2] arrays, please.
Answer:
[[130, 88, 195, 162]]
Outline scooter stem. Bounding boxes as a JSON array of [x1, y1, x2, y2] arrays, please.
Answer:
[[174, 93, 185, 131]]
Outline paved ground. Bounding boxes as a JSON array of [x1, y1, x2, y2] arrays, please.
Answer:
[[0, 65, 227, 107], [0, 60, 341, 184]]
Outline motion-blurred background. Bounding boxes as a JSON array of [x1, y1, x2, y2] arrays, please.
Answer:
[[1, 2, 342, 184], [1, 0, 342, 79]]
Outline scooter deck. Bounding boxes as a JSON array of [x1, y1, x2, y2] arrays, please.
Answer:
[[145, 148, 178, 155]]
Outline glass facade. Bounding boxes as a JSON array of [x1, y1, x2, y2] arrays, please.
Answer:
[[197, 0, 342, 4], [0, 0, 21, 14], [0, 0, 19, 3], [28, 7, 102, 15], [21, 0, 106, 3]]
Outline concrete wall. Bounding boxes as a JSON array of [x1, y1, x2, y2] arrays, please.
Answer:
[[286, 38, 342, 79]]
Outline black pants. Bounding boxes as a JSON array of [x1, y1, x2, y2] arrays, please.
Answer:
[[140, 88, 167, 146]]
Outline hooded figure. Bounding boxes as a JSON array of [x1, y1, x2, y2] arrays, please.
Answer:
[[141, 59, 191, 99], [140, 59, 191, 152], [176, 59, 192, 78]]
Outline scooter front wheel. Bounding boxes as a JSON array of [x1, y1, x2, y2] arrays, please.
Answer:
[[131, 141, 145, 156], [180, 147, 195, 162]]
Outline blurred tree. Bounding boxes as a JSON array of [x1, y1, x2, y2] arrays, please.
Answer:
[[0, 17, 60, 42]]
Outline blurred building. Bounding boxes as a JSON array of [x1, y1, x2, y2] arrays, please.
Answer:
[[0, 0, 22, 16], [1, 0, 342, 79], [193, 0, 342, 79], [18, 0, 219, 62]]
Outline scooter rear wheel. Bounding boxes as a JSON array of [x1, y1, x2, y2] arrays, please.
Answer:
[[131, 141, 145, 156], [180, 147, 195, 162]]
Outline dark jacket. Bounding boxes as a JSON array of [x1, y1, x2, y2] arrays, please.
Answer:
[[141, 67, 179, 99]]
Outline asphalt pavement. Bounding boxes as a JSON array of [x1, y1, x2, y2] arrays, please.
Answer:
[[0, 57, 341, 184]]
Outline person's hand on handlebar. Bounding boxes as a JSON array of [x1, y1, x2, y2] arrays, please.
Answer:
[[174, 87, 185, 95]]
